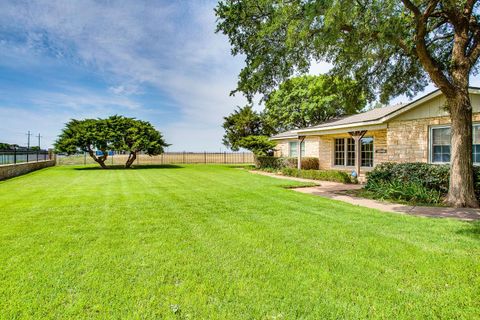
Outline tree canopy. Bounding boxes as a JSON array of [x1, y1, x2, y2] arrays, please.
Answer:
[[216, 0, 480, 207], [216, 0, 480, 102], [109, 115, 170, 168], [55, 118, 111, 168], [55, 116, 169, 169], [264, 75, 366, 131], [222, 105, 271, 152]]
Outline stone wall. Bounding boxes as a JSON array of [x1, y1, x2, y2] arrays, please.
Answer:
[[273, 136, 320, 158], [386, 113, 480, 163], [0, 160, 56, 181]]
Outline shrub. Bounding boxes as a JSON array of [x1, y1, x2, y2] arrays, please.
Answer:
[[255, 156, 287, 170], [367, 162, 450, 194], [282, 168, 353, 184], [365, 180, 442, 205], [255, 156, 319, 170], [366, 162, 480, 204], [284, 157, 319, 170]]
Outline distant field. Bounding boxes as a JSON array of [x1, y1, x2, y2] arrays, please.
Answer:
[[0, 165, 478, 319], [57, 152, 255, 166]]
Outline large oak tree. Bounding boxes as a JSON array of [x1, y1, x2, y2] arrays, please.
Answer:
[[216, 0, 480, 207]]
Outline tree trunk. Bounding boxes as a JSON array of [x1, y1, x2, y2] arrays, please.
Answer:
[[445, 91, 478, 207], [87, 149, 108, 169], [125, 152, 137, 168]]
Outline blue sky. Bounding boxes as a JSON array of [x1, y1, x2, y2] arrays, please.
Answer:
[[1, 1, 479, 151]]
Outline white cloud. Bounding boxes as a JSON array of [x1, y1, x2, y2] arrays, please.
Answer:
[[0, 0, 252, 150]]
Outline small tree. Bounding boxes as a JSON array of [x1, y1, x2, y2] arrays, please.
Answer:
[[109, 115, 169, 168], [222, 105, 268, 151], [237, 135, 276, 156], [264, 75, 366, 132], [55, 116, 169, 169], [55, 119, 111, 168]]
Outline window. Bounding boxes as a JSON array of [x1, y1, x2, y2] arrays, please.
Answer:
[[334, 138, 345, 165], [431, 127, 451, 163], [347, 138, 355, 166], [430, 125, 480, 164], [289, 141, 305, 157], [334, 137, 374, 167], [361, 137, 374, 167], [474, 126, 480, 163]]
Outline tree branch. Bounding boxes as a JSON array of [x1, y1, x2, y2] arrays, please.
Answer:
[[423, 0, 440, 18], [401, 0, 455, 96]]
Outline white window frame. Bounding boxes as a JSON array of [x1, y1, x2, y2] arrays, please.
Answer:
[[332, 136, 374, 168], [288, 141, 305, 157], [429, 124, 480, 165]]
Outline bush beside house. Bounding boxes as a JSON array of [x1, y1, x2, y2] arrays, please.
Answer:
[[255, 156, 353, 183], [281, 168, 353, 184], [255, 156, 319, 170], [365, 162, 480, 205]]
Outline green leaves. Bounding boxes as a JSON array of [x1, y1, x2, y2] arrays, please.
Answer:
[[237, 135, 276, 156], [264, 75, 366, 131], [108, 115, 169, 156], [215, 0, 458, 102], [222, 105, 269, 151]]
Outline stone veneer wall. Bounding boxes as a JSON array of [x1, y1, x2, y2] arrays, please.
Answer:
[[273, 136, 320, 158], [274, 112, 480, 170], [386, 113, 480, 163], [0, 160, 56, 181]]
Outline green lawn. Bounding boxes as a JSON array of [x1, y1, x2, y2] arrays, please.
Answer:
[[0, 165, 478, 319]]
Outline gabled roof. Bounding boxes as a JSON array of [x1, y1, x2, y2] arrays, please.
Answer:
[[271, 87, 480, 140]]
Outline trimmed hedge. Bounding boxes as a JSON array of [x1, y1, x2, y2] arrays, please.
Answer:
[[254, 156, 286, 170], [255, 156, 319, 170], [366, 162, 480, 204], [282, 168, 353, 184]]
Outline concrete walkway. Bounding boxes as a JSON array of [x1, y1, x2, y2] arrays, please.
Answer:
[[250, 170, 480, 221]]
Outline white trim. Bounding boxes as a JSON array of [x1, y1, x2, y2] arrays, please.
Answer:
[[270, 134, 298, 140], [298, 124, 387, 136], [429, 125, 451, 164], [428, 123, 480, 164], [288, 140, 305, 157], [332, 136, 374, 168]]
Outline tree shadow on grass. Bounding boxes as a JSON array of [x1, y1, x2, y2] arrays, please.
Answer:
[[456, 220, 480, 240], [74, 164, 184, 170]]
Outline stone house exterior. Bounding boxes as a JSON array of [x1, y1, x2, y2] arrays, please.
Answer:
[[271, 88, 480, 180]]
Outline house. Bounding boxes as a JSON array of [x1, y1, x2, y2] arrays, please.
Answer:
[[271, 87, 480, 181]]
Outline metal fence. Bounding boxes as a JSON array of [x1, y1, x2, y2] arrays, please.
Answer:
[[56, 152, 255, 166], [0, 149, 50, 165]]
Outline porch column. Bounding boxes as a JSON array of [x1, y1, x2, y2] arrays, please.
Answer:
[[349, 130, 367, 179], [297, 136, 306, 170]]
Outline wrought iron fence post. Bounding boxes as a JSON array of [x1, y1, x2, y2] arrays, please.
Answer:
[[13, 146, 16, 164], [224, 151, 226, 164], [84, 152, 87, 165], [204, 151, 207, 164]]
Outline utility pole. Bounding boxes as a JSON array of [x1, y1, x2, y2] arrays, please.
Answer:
[[26, 131, 32, 163], [36, 133, 42, 161]]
